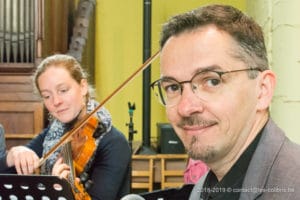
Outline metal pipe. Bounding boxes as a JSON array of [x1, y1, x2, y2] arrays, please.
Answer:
[[140, 0, 155, 154], [4, 0, 12, 62], [30, 0, 35, 62], [19, 0, 25, 62], [11, 0, 18, 62], [24, 0, 30, 62], [0, 0, 4, 62]]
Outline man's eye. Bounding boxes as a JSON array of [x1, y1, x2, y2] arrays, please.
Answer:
[[207, 78, 221, 87], [164, 84, 180, 93]]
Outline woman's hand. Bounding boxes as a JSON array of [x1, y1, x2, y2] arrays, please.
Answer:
[[6, 146, 39, 175], [52, 157, 71, 180]]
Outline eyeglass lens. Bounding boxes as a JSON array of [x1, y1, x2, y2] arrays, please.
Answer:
[[152, 71, 224, 106]]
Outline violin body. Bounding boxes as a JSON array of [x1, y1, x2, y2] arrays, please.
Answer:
[[64, 114, 110, 199], [61, 116, 100, 200], [72, 116, 99, 174], [61, 142, 92, 200]]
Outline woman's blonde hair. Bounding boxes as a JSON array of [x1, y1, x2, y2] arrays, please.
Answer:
[[33, 54, 94, 101]]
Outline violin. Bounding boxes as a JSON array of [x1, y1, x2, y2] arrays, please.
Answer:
[[61, 141, 90, 200], [70, 116, 104, 175], [37, 51, 160, 199]]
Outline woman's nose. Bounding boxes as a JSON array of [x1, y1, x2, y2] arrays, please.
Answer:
[[52, 94, 62, 106]]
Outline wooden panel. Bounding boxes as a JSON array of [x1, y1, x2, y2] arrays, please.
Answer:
[[42, 0, 73, 56], [0, 102, 44, 136], [0, 73, 44, 148], [0, 74, 41, 101]]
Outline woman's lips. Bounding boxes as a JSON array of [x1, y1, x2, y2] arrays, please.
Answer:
[[56, 108, 68, 114]]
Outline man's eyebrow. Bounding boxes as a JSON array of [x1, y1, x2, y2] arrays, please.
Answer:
[[193, 65, 223, 74], [160, 65, 224, 80], [160, 75, 174, 80]]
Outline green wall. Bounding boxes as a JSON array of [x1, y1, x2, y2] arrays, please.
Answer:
[[247, 0, 300, 143], [94, 0, 246, 143]]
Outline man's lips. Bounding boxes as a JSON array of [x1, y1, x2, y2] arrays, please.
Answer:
[[181, 123, 217, 135]]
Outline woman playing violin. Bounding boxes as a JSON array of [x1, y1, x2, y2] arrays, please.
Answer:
[[0, 54, 131, 200]]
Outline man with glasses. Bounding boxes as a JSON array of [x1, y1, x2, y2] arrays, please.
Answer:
[[151, 4, 300, 200]]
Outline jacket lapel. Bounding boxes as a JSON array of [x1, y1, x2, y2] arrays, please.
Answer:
[[239, 119, 286, 199]]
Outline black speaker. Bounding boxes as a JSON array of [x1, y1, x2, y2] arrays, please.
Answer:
[[157, 123, 185, 154]]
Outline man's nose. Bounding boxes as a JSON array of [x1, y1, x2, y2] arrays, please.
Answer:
[[176, 84, 205, 116]]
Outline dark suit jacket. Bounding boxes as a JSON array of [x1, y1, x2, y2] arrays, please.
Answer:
[[189, 118, 300, 200]]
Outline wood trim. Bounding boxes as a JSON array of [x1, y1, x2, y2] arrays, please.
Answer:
[[0, 63, 35, 73], [5, 134, 36, 139]]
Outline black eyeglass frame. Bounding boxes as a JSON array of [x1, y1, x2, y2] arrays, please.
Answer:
[[150, 67, 263, 106]]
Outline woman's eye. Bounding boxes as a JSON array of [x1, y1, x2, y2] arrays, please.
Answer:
[[58, 88, 69, 94], [42, 95, 50, 100], [41, 93, 50, 100]]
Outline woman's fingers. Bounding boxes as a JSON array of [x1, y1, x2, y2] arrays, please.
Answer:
[[52, 157, 71, 179], [7, 146, 39, 175]]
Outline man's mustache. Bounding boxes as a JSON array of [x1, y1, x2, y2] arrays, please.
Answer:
[[177, 115, 217, 128]]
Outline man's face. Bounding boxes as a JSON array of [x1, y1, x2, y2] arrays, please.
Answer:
[[160, 26, 261, 164]]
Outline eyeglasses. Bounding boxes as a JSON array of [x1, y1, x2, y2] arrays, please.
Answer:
[[150, 67, 263, 107]]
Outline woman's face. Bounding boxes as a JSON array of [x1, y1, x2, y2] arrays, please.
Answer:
[[38, 65, 88, 123]]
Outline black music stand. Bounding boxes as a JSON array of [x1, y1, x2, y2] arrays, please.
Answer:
[[0, 174, 75, 199], [140, 184, 194, 200]]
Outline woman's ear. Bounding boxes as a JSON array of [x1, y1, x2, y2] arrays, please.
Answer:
[[256, 70, 276, 110], [80, 79, 89, 96]]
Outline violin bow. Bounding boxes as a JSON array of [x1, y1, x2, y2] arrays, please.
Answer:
[[38, 51, 160, 167]]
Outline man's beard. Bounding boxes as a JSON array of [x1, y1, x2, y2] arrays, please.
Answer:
[[176, 114, 218, 163], [187, 135, 216, 163]]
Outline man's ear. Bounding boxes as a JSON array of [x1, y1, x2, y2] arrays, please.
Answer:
[[256, 70, 276, 110]]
